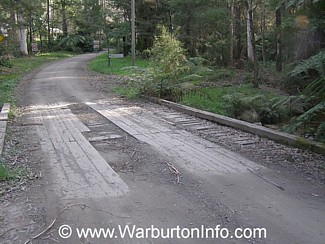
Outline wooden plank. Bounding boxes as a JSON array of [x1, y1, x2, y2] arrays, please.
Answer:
[[0, 117, 8, 156], [1, 103, 10, 113], [61, 108, 90, 132], [89, 103, 261, 175], [38, 107, 128, 198], [0, 113, 8, 121]]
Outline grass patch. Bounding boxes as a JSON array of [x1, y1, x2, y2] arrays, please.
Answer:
[[180, 84, 280, 116], [113, 86, 141, 99], [89, 54, 149, 76], [0, 163, 21, 181], [0, 51, 75, 108]]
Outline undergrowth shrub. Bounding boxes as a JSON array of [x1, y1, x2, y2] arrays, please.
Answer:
[[0, 56, 12, 68], [122, 26, 212, 99], [281, 50, 325, 142], [222, 94, 309, 125], [284, 101, 325, 137], [53, 34, 94, 53]]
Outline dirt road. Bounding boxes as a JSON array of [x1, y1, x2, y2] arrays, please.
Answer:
[[1, 53, 324, 243]]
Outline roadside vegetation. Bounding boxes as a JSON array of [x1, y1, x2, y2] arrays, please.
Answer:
[[0, 161, 22, 181], [90, 26, 324, 143], [89, 54, 149, 76]]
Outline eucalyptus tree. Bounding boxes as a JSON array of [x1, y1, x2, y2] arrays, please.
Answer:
[[0, 0, 44, 55]]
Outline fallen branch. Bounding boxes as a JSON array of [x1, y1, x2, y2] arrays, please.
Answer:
[[165, 162, 181, 183], [247, 168, 284, 191]]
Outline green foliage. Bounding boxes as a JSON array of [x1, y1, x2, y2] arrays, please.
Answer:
[[112, 86, 141, 99], [149, 26, 187, 81], [122, 26, 212, 99], [222, 93, 292, 124], [73, 0, 104, 35], [89, 54, 150, 76], [182, 88, 308, 125], [0, 56, 12, 68], [291, 50, 325, 100], [206, 68, 235, 82], [181, 90, 227, 115], [316, 122, 325, 143], [179, 84, 285, 122], [0, 162, 20, 181], [55, 35, 94, 53], [284, 101, 325, 134], [0, 76, 17, 108], [291, 51, 325, 77], [170, 0, 230, 65]]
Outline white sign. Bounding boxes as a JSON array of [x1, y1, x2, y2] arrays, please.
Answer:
[[109, 54, 124, 58], [93, 40, 99, 49]]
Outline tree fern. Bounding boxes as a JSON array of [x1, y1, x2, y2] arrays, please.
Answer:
[[284, 101, 325, 134], [291, 50, 325, 101]]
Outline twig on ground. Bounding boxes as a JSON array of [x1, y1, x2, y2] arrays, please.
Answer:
[[247, 168, 285, 191], [12, 149, 28, 165], [165, 162, 181, 183], [131, 149, 136, 159], [24, 203, 131, 244], [24, 204, 84, 244]]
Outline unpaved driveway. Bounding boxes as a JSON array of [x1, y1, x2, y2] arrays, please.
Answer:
[[0, 53, 324, 244]]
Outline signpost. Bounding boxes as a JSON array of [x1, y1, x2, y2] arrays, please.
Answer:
[[109, 54, 124, 58], [32, 43, 38, 52], [107, 53, 124, 66], [93, 40, 99, 54]]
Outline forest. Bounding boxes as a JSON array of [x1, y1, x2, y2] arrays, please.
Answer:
[[0, 0, 324, 142]]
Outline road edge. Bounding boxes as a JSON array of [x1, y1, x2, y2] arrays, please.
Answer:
[[146, 97, 325, 156], [0, 103, 10, 157]]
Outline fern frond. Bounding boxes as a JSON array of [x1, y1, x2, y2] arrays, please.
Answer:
[[291, 50, 325, 77]]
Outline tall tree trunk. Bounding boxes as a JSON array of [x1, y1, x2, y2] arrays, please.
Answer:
[[261, 0, 266, 67], [39, 30, 42, 50], [247, 2, 253, 61], [62, 0, 68, 36], [229, 0, 235, 66], [123, 36, 127, 57], [168, 11, 173, 34], [17, 13, 28, 55], [275, 6, 282, 72], [47, 0, 51, 49], [247, 0, 259, 87], [29, 18, 33, 53], [234, 1, 242, 61]]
